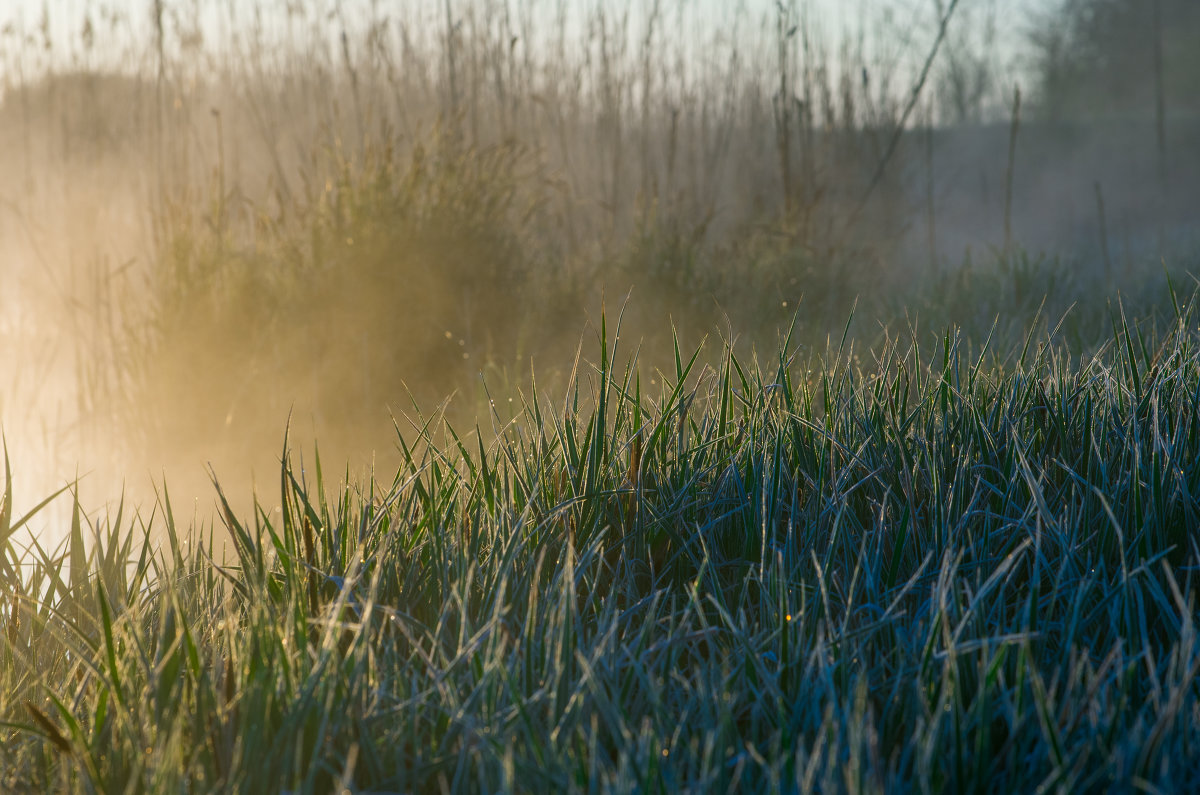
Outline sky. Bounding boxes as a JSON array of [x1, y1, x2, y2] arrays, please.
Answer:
[[0, 0, 1060, 128], [2, 0, 1053, 68]]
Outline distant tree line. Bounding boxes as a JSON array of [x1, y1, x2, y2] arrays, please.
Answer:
[[1029, 0, 1200, 121]]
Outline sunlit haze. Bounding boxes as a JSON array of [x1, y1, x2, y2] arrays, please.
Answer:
[[0, 0, 1193, 546]]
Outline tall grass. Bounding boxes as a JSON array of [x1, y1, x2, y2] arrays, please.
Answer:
[[9, 1, 1187, 500], [0, 1, 989, 424], [1, 6, 1198, 789], [4, 295, 1200, 791]]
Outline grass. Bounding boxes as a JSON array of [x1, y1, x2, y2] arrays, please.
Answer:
[[1, 2, 1198, 792], [3, 0, 1193, 504], [3, 292, 1200, 792]]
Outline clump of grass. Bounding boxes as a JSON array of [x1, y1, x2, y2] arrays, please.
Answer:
[[4, 293, 1200, 792], [112, 125, 552, 468]]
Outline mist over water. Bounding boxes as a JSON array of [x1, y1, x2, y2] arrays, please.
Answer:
[[0, 0, 1196, 550]]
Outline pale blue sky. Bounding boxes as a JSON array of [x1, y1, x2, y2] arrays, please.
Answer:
[[5, 0, 1052, 59], [2, 0, 1054, 110]]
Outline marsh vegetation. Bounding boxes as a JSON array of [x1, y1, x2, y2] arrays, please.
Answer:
[[1, 0, 1198, 790]]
